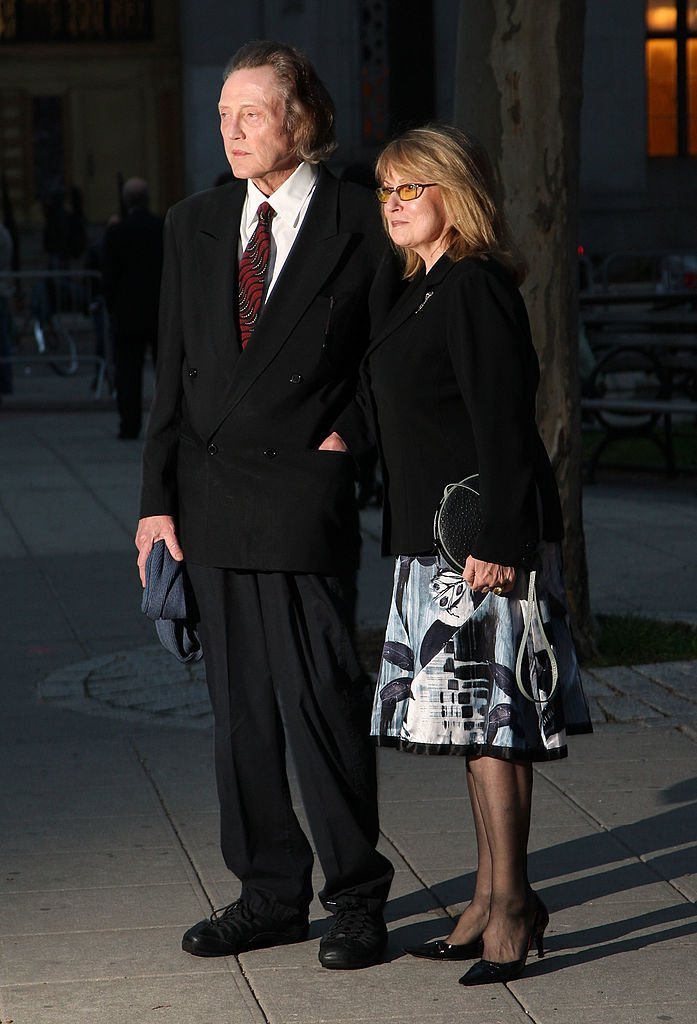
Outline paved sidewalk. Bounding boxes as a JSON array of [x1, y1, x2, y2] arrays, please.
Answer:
[[1, 410, 696, 1024]]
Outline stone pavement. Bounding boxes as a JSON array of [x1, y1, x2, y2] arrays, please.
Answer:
[[1, 409, 696, 1024]]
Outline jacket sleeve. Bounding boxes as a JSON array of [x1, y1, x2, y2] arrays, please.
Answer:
[[139, 208, 184, 519], [446, 267, 542, 567], [332, 359, 377, 462], [332, 223, 402, 460]]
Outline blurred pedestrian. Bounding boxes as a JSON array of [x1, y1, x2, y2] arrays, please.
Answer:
[[84, 213, 119, 389], [0, 220, 13, 397], [103, 178, 163, 439], [37, 185, 88, 329], [68, 185, 87, 262], [42, 189, 72, 272]]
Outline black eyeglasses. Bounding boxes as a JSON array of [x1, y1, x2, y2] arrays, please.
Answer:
[[375, 183, 437, 203]]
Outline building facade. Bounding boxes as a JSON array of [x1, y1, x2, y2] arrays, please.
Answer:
[[0, 0, 182, 224], [1, 0, 694, 259], [580, 0, 697, 253]]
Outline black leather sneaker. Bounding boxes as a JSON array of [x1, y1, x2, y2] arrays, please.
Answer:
[[318, 903, 387, 970], [182, 900, 309, 957]]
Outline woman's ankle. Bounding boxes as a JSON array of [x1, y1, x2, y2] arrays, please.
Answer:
[[446, 900, 490, 943]]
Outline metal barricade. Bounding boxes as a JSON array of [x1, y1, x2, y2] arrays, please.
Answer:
[[578, 253, 596, 294], [0, 269, 110, 399], [600, 250, 697, 295]]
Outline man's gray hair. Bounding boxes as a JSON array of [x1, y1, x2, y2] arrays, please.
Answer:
[[224, 40, 337, 164], [122, 177, 150, 212]]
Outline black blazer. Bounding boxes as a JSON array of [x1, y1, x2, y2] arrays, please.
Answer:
[[140, 167, 397, 574], [102, 209, 164, 334], [353, 254, 563, 567]]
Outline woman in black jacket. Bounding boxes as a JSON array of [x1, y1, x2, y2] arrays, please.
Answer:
[[362, 125, 591, 986]]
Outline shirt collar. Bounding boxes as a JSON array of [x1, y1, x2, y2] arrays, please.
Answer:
[[244, 162, 319, 231]]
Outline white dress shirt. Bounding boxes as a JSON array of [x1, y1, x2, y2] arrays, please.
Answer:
[[239, 162, 319, 303]]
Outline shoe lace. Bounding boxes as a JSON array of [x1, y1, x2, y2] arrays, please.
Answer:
[[210, 900, 252, 928], [326, 903, 374, 941]]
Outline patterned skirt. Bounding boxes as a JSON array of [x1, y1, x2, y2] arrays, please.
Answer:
[[371, 543, 592, 761]]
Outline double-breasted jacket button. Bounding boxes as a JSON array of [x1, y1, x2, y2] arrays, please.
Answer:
[[263, 448, 277, 458], [207, 443, 218, 455], [289, 373, 303, 384], [188, 367, 198, 378]]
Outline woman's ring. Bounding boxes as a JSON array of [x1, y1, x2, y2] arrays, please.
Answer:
[[492, 586, 503, 596]]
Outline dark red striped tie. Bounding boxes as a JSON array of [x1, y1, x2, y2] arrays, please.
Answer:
[[238, 201, 274, 348]]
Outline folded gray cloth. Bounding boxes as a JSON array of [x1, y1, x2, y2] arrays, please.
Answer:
[[141, 540, 202, 663]]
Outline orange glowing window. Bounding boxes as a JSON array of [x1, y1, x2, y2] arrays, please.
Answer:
[[646, 0, 697, 156], [647, 39, 678, 153], [647, 0, 678, 30], [689, 38, 697, 151], [0, 1, 152, 41]]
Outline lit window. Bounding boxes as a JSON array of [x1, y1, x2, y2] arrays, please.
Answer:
[[646, 0, 697, 156], [647, 0, 678, 31], [0, 1, 152, 42]]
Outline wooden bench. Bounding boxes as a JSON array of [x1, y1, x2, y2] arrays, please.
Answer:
[[581, 396, 697, 480]]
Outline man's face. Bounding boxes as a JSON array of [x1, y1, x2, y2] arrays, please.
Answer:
[[218, 66, 298, 190]]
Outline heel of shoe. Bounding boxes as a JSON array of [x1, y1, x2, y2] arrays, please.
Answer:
[[460, 897, 549, 986], [532, 897, 549, 959]]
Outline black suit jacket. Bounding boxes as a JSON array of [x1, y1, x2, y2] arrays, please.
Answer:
[[140, 167, 397, 574], [102, 209, 164, 334], [351, 254, 563, 567]]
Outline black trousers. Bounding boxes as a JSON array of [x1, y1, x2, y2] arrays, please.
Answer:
[[187, 564, 394, 924], [113, 327, 157, 438]]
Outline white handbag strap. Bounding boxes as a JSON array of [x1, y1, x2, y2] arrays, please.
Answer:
[[513, 570, 559, 703]]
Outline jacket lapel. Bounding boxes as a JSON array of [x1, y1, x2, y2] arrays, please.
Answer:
[[365, 254, 455, 357], [213, 168, 352, 425], [194, 182, 245, 374]]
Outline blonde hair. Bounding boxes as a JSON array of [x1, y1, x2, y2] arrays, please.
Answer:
[[375, 124, 524, 282]]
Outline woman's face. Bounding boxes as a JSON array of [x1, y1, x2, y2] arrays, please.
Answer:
[[380, 164, 451, 269]]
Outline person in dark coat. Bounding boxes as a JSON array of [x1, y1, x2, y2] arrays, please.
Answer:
[[103, 178, 163, 439], [342, 124, 591, 987], [134, 41, 397, 970], [0, 221, 13, 397]]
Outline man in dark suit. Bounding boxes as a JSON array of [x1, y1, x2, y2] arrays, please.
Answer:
[[103, 177, 163, 439], [135, 41, 395, 970]]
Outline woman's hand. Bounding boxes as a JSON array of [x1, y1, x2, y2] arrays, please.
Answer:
[[463, 555, 516, 595]]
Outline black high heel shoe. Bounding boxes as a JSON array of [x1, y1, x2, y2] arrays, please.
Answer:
[[403, 936, 484, 962], [458, 898, 549, 986]]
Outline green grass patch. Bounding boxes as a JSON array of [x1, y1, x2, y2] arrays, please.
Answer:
[[582, 424, 697, 472], [358, 615, 697, 673], [585, 614, 697, 667]]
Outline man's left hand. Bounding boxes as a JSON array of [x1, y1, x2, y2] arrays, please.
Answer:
[[318, 431, 348, 452]]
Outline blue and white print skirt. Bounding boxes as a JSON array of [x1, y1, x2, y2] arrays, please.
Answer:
[[371, 544, 592, 760]]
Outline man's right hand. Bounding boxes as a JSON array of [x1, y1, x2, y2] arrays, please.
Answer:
[[135, 515, 183, 587]]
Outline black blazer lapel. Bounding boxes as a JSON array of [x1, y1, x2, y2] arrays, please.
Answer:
[[365, 254, 455, 357], [213, 168, 352, 424], [194, 184, 245, 373]]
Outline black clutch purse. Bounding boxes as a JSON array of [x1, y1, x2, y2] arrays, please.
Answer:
[[433, 475, 559, 703], [433, 474, 482, 573]]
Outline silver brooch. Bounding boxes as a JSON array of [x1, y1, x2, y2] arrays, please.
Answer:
[[415, 290, 434, 313]]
